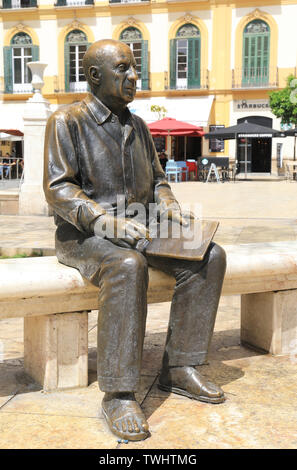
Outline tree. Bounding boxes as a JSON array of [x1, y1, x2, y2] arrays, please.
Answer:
[[150, 104, 167, 120], [269, 75, 297, 159]]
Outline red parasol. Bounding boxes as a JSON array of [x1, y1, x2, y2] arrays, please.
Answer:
[[0, 129, 24, 137], [148, 117, 204, 136]]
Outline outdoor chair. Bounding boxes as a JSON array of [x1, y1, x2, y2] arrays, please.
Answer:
[[175, 161, 189, 181], [165, 160, 182, 182]]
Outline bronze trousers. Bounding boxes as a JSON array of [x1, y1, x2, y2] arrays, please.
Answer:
[[56, 221, 226, 392]]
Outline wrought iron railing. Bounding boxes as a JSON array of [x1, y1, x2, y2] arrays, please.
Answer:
[[164, 69, 209, 90], [2, 0, 37, 8], [109, 0, 149, 4], [54, 0, 94, 6], [54, 75, 150, 93], [232, 67, 279, 89]]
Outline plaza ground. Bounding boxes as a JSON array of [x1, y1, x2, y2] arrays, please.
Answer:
[[0, 179, 297, 448]]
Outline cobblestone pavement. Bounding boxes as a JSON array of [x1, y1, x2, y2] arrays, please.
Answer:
[[0, 180, 297, 449]]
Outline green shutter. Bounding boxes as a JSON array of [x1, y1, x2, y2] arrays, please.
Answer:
[[170, 39, 177, 89], [3, 46, 13, 94], [30, 0, 37, 6], [31, 45, 39, 62], [187, 37, 200, 89], [57, 0, 66, 5], [242, 30, 270, 86], [141, 40, 149, 90], [3, 0, 12, 8], [64, 42, 70, 92]]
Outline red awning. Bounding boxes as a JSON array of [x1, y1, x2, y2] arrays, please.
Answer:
[[0, 129, 24, 137], [148, 117, 204, 136]]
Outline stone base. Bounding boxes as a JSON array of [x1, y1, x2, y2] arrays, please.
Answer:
[[19, 184, 52, 216], [241, 289, 297, 356], [24, 311, 89, 391]]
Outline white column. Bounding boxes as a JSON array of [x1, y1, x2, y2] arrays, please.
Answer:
[[24, 311, 89, 391], [241, 289, 297, 356], [19, 62, 52, 216]]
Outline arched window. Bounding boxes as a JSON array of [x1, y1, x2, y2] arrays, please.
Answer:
[[3, 32, 39, 93], [64, 30, 90, 92], [120, 27, 149, 90], [242, 20, 270, 86], [170, 23, 200, 90]]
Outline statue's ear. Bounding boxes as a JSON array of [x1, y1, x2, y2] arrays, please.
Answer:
[[89, 65, 101, 87]]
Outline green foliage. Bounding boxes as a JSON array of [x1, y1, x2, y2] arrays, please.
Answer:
[[269, 74, 297, 126], [150, 105, 167, 120]]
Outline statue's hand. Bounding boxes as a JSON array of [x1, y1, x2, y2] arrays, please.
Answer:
[[159, 201, 196, 227], [94, 214, 150, 248]]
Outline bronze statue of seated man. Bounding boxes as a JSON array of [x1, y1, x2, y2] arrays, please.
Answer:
[[44, 39, 226, 442]]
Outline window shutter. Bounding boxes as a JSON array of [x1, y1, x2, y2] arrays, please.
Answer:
[[30, 0, 37, 6], [64, 42, 70, 92], [31, 45, 39, 62], [3, 0, 12, 7], [141, 40, 149, 90], [170, 39, 177, 89], [3, 46, 13, 94], [187, 38, 200, 89], [57, 0, 66, 5]]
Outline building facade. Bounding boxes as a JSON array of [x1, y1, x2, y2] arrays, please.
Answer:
[[0, 0, 296, 170]]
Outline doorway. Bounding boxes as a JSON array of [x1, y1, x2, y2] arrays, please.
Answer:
[[172, 136, 202, 160]]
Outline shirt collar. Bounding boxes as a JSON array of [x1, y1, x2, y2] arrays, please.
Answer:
[[83, 92, 133, 127]]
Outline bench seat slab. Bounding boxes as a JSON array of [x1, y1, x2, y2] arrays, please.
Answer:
[[24, 311, 89, 391]]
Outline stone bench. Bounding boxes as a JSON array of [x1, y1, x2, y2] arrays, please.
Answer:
[[1, 240, 297, 391]]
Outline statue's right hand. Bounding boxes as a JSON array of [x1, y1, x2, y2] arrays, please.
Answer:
[[94, 214, 150, 248]]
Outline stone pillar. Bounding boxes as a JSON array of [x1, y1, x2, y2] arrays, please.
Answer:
[[24, 311, 89, 391], [241, 289, 297, 356], [19, 62, 52, 216]]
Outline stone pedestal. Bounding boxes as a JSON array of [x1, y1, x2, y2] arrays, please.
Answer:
[[241, 289, 297, 356], [19, 62, 52, 216], [24, 311, 89, 391]]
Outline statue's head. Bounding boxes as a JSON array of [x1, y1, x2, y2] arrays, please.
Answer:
[[83, 39, 138, 110]]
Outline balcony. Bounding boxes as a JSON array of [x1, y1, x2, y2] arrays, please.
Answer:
[[109, 0, 150, 4], [232, 67, 279, 89], [54, 0, 94, 6], [2, 0, 37, 8], [54, 76, 89, 93], [54, 74, 150, 93], [164, 70, 209, 91]]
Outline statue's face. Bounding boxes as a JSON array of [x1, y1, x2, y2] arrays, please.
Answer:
[[96, 43, 138, 107]]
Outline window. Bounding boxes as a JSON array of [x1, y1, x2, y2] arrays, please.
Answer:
[[242, 20, 270, 87], [64, 30, 89, 92], [3, 32, 39, 93], [120, 27, 149, 90], [170, 24, 200, 90]]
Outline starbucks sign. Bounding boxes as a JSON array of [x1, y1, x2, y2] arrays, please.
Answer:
[[234, 99, 270, 111]]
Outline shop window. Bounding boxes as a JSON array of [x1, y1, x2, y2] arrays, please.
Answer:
[[242, 20, 270, 87], [170, 23, 200, 90], [120, 27, 149, 91], [3, 32, 39, 94]]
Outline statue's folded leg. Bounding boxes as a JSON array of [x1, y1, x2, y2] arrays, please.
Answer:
[[147, 242, 227, 403]]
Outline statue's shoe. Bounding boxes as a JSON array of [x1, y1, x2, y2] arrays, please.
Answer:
[[102, 398, 150, 441], [158, 366, 225, 404]]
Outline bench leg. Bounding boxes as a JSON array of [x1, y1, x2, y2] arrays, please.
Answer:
[[24, 311, 88, 391], [241, 290, 297, 356]]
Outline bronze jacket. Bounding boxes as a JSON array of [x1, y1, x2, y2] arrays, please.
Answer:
[[43, 93, 178, 235]]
